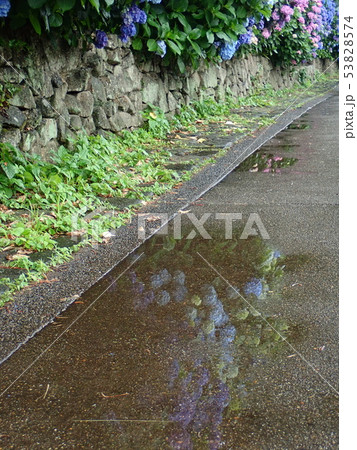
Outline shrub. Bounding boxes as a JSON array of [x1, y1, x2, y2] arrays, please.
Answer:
[[0, 1, 338, 69]]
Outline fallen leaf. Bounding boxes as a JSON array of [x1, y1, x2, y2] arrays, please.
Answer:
[[102, 231, 115, 239], [69, 229, 86, 237], [6, 254, 29, 261], [146, 215, 163, 222]]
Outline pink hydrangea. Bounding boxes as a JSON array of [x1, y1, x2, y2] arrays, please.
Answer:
[[280, 5, 294, 16], [298, 16, 305, 24], [262, 28, 271, 39], [272, 10, 280, 21]]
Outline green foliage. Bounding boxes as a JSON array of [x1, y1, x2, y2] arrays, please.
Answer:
[[138, 0, 272, 70], [1, 0, 118, 46]]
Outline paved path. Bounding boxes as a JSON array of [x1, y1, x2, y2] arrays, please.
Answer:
[[0, 90, 338, 449], [187, 89, 339, 448]]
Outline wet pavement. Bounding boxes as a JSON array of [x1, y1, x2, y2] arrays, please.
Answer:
[[0, 90, 338, 448]]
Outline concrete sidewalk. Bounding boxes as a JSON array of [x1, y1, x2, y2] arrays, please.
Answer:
[[0, 80, 338, 364], [185, 90, 339, 447], [0, 87, 338, 449]]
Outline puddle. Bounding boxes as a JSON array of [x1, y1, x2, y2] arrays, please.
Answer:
[[287, 121, 311, 130], [236, 151, 298, 173], [0, 231, 289, 448]]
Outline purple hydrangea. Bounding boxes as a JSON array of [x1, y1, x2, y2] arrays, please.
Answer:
[[0, 0, 11, 17], [120, 23, 137, 43], [94, 30, 108, 49], [120, 3, 147, 43]]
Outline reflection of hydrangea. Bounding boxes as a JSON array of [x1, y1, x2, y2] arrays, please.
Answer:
[[226, 285, 240, 299], [244, 277, 263, 297], [173, 285, 188, 302], [219, 325, 237, 344], [173, 270, 185, 285], [150, 268, 171, 288], [156, 290, 170, 306], [0, 0, 11, 18], [201, 285, 218, 306]]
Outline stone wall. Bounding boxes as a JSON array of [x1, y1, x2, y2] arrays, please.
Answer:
[[0, 35, 337, 159]]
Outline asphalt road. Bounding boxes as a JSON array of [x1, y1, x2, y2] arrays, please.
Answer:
[[184, 89, 339, 448], [0, 90, 338, 449]]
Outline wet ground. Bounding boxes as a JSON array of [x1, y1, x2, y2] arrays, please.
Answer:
[[0, 91, 338, 448]]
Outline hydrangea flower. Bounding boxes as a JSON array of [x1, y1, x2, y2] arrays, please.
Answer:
[[262, 28, 271, 38], [0, 0, 11, 17], [94, 30, 108, 49], [120, 2, 147, 43], [219, 41, 238, 61], [156, 40, 167, 58]]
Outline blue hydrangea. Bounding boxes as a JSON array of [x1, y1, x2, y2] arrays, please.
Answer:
[[94, 30, 108, 49], [244, 277, 263, 297], [120, 23, 137, 43], [219, 41, 238, 60], [156, 40, 167, 58], [0, 0, 11, 17], [256, 18, 266, 30], [120, 3, 147, 43], [238, 30, 253, 45]]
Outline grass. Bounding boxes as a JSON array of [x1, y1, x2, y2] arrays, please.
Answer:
[[0, 73, 337, 306]]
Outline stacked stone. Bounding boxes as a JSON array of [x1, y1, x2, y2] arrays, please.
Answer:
[[0, 35, 333, 159]]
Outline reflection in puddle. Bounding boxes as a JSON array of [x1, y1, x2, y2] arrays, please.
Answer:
[[237, 152, 298, 173], [0, 233, 290, 448], [108, 234, 289, 448], [287, 121, 311, 130]]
